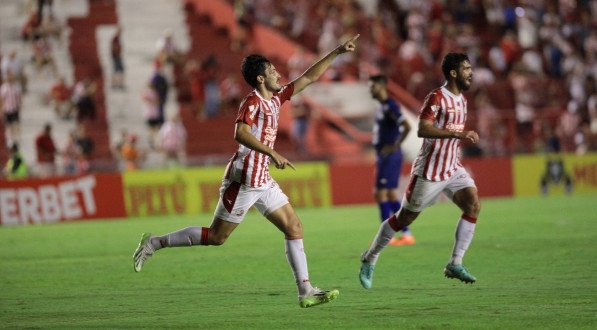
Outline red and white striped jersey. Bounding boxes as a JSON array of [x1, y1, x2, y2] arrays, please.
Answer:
[[412, 86, 468, 181], [0, 81, 22, 113], [224, 83, 294, 187]]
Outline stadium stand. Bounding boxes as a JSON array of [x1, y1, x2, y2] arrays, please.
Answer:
[[2, 0, 596, 178]]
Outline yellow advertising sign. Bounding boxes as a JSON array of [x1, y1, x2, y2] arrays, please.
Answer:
[[513, 153, 597, 196], [122, 168, 218, 216], [270, 162, 331, 208], [122, 162, 331, 217]]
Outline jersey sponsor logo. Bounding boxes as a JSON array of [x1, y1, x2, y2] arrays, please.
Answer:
[[447, 107, 456, 113], [446, 123, 464, 132], [264, 127, 277, 143]]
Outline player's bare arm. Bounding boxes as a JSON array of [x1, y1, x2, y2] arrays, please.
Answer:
[[291, 34, 359, 95], [234, 122, 295, 169], [418, 119, 479, 143]]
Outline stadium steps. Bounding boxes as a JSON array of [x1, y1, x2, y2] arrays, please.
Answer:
[[96, 0, 190, 168], [67, 0, 118, 165]]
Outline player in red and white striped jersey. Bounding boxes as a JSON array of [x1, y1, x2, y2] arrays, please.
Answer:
[[223, 82, 294, 187], [360, 53, 482, 288], [134, 35, 360, 308], [412, 84, 469, 181]]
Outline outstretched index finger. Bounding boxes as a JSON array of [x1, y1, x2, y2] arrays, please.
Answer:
[[287, 162, 296, 170]]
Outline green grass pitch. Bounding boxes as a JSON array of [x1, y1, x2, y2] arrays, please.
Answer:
[[1, 194, 596, 329]]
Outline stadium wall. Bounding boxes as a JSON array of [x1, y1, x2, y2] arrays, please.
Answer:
[[2, 154, 596, 225]]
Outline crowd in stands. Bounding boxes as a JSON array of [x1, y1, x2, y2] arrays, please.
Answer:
[[233, 0, 597, 156], [3, 0, 597, 180]]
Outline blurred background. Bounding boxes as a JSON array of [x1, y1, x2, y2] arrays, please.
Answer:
[[1, 0, 596, 223]]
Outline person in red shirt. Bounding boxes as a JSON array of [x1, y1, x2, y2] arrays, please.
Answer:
[[35, 123, 57, 178], [49, 76, 73, 119]]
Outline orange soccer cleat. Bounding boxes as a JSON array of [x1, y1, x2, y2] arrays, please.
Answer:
[[388, 234, 416, 246]]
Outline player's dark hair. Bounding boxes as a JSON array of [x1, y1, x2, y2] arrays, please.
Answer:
[[369, 74, 387, 85], [441, 53, 469, 81], [241, 54, 271, 88]]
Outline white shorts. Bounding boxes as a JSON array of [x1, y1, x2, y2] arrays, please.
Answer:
[[213, 179, 289, 223], [402, 167, 476, 212]]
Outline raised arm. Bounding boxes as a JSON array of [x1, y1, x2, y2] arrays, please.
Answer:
[[291, 34, 359, 96]]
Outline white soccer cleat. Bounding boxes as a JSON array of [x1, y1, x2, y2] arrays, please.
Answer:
[[133, 233, 154, 272]]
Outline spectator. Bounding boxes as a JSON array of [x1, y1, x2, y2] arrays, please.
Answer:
[[155, 29, 182, 65], [49, 76, 73, 119], [1, 50, 27, 93], [3, 143, 28, 180], [219, 73, 242, 113], [111, 129, 128, 170], [150, 63, 169, 125], [31, 35, 57, 75], [574, 121, 597, 154], [141, 81, 161, 147], [287, 46, 312, 80], [202, 55, 221, 118], [157, 113, 187, 168], [509, 65, 539, 152], [110, 27, 126, 89], [291, 97, 311, 155], [21, 10, 41, 41], [36, 0, 54, 24], [62, 130, 81, 175], [0, 71, 23, 146], [184, 59, 205, 119], [35, 123, 57, 178], [231, 0, 255, 52], [72, 77, 97, 123], [121, 134, 144, 171], [586, 76, 597, 134], [74, 124, 94, 173]]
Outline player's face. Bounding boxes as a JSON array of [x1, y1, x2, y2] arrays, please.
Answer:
[[262, 63, 282, 92], [455, 60, 473, 91], [369, 81, 383, 100]]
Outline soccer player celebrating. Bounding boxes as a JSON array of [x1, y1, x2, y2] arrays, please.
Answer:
[[133, 34, 359, 308], [359, 53, 480, 289], [368, 75, 413, 246]]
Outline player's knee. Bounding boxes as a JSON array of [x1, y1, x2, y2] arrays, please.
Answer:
[[465, 200, 481, 217], [284, 216, 303, 238]]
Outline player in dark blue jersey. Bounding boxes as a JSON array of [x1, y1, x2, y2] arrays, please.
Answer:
[[369, 75, 414, 246]]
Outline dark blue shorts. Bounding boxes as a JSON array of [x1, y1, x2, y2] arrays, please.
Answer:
[[375, 150, 403, 189]]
